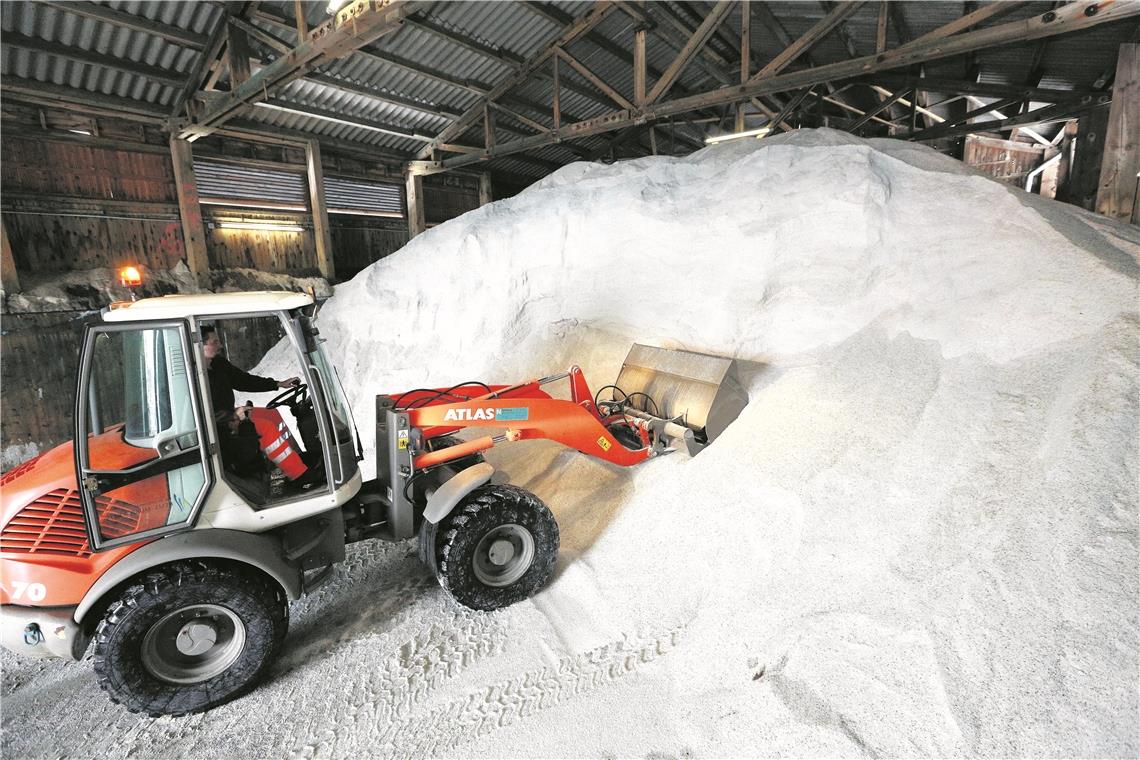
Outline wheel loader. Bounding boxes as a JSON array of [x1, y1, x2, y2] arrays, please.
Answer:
[[0, 290, 747, 716]]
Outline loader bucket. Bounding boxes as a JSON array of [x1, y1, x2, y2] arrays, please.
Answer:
[[612, 343, 748, 453]]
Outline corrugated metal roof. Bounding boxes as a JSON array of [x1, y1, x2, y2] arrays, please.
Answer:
[[2, 0, 1136, 180]]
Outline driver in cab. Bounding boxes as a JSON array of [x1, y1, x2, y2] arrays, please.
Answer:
[[201, 326, 299, 420], [201, 326, 308, 498]]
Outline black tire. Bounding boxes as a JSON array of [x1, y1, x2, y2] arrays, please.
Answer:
[[92, 561, 288, 717], [434, 484, 559, 611]]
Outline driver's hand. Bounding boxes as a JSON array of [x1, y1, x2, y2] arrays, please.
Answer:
[[233, 405, 251, 422], [277, 377, 300, 389]]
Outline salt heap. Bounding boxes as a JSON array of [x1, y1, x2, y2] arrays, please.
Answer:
[[301, 128, 1138, 757], [3, 128, 1136, 759]]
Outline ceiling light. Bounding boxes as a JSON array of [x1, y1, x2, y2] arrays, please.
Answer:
[[217, 220, 305, 233], [704, 126, 772, 144], [327, 0, 351, 14], [68, 128, 93, 136]]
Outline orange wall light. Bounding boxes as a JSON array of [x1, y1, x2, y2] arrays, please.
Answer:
[[118, 265, 143, 288]]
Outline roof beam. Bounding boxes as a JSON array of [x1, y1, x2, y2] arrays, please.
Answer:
[[178, 0, 427, 140], [38, 1, 210, 50], [555, 47, 634, 110], [907, 97, 1110, 142], [647, 0, 735, 104], [751, 2, 866, 81], [410, 0, 1138, 174], [0, 76, 167, 122], [172, 4, 232, 117], [417, 2, 619, 160], [848, 87, 912, 132], [904, 1, 1027, 48], [4, 31, 187, 89], [866, 74, 1092, 103]]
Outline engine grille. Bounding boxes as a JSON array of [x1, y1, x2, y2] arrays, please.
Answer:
[[1, 489, 145, 556], [1, 489, 91, 557]]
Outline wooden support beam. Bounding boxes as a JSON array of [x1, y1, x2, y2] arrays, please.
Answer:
[[770, 88, 814, 132], [417, 2, 618, 160], [4, 32, 187, 89], [556, 47, 634, 110], [1095, 43, 1139, 221], [909, 97, 1109, 143], [0, 218, 20, 295], [305, 140, 335, 281], [634, 20, 648, 107], [255, 98, 434, 142], [736, 1, 751, 131], [405, 172, 425, 239], [905, 1, 1027, 49], [647, 0, 734, 104], [2, 76, 167, 122], [412, 0, 1138, 175], [486, 101, 549, 135], [751, 2, 865, 82], [293, 0, 309, 39], [226, 21, 253, 88], [553, 55, 562, 131], [876, 1, 889, 53], [39, 1, 209, 50], [868, 74, 1092, 104], [169, 138, 211, 288], [181, 1, 426, 141], [479, 173, 493, 206], [484, 104, 496, 150], [173, 6, 231, 117], [850, 88, 912, 133]]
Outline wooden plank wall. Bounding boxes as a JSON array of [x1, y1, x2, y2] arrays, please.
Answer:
[[963, 135, 1045, 188]]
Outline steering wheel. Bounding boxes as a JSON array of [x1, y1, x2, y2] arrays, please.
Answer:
[[267, 382, 308, 410]]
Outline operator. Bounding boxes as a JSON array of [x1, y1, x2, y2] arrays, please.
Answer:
[[201, 325, 302, 498], [201, 326, 300, 421]]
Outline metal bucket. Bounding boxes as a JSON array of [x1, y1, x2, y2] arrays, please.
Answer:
[[611, 344, 748, 453]]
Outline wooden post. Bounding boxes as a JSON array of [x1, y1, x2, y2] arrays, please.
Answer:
[[405, 171, 425, 239], [0, 218, 19, 294], [169, 137, 210, 289], [1069, 107, 1110, 211], [736, 0, 750, 131], [552, 53, 561, 131], [484, 103, 495, 149], [305, 139, 335, 281], [478, 173, 493, 206], [293, 0, 309, 39], [1095, 44, 1139, 221], [634, 23, 647, 108], [226, 21, 252, 87]]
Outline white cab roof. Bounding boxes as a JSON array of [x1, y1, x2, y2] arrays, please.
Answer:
[[102, 291, 314, 322]]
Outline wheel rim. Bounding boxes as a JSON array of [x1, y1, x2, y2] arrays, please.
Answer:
[[472, 523, 535, 587], [140, 604, 246, 684]]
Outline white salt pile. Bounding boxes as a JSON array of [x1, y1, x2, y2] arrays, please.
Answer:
[[3, 128, 1136, 759]]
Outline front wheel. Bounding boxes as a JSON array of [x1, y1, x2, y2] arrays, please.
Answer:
[[434, 484, 559, 611], [92, 561, 288, 716]]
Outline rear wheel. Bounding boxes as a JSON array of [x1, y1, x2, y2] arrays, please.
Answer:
[[92, 561, 287, 716], [434, 484, 558, 611]]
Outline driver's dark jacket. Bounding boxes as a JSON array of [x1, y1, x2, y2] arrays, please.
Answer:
[[207, 355, 277, 415]]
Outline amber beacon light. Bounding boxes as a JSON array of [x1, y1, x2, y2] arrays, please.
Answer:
[[118, 265, 143, 289]]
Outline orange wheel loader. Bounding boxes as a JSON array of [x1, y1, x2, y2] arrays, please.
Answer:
[[0, 291, 746, 716]]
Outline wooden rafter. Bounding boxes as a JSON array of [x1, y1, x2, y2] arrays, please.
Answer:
[[4, 32, 186, 89], [907, 97, 1109, 142], [410, 0, 1138, 174], [38, 1, 209, 50], [647, 1, 735, 104], [179, 0, 428, 140], [555, 47, 634, 110], [416, 2, 619, 161], [751, 2, 865, 82], [849, 88, 912, 132]]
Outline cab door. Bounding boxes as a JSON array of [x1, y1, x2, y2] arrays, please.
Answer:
[[74, 321, 214, 550]]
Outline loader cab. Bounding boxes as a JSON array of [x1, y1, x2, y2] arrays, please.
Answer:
[[74, 293, 360, 550]]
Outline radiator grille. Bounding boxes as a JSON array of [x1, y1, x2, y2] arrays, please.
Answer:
[[1, 489, 91, 557], [1, 489, 146, 556]]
